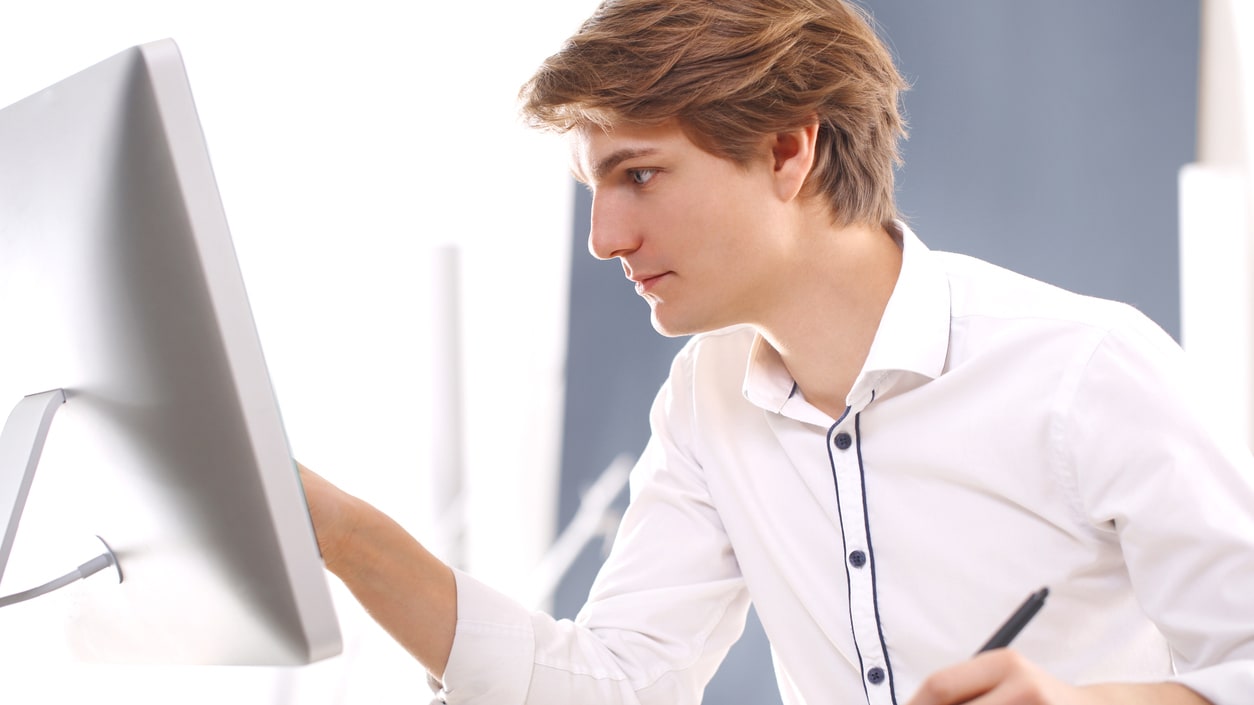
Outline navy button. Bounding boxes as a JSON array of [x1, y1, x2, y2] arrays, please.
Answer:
[[867, 667, 885, 685], [849, 550, 867, 568], [834, 432, 852, 450]]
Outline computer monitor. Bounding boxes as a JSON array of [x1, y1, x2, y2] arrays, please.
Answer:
[[0, 39, 341, 665]]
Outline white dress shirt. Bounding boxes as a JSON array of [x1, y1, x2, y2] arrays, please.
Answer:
[[436, 225, 1254, 704]]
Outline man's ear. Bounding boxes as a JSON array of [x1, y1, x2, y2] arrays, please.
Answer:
[[771, 122, 820, 202]]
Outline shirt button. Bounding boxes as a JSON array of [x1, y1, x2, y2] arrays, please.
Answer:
[[848, 550, 867, 568], [867, 667, 885, 685], [834, 432, 852, 450]]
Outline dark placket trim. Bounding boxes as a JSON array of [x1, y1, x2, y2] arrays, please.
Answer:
[[826, 412, 870, 705], [855, 411, 898, 705]]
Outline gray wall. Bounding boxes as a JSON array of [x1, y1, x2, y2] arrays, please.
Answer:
[[552, 3, 1199, 703], [874, 1, 1198, 338]]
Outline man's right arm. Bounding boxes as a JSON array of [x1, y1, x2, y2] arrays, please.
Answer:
[[297, 463, 458, 680], [293, 341, 749, 704]]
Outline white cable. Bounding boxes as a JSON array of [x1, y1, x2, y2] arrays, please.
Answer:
[[0, 550, 116, 608]]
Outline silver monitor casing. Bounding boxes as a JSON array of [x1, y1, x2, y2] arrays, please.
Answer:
[[0, 39, 341, 665]]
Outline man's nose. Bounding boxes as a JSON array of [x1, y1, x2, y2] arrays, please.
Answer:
[[587, 192, 639, 261]]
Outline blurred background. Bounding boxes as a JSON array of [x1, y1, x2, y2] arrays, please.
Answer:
[[0, 0, 1249, 703]]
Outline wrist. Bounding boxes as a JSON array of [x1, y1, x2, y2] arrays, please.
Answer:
[[1081, 681, 1212, 705], [322, 494, 373, 578]]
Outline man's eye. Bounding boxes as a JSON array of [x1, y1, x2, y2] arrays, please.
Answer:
[[629, 168, 657, 185]]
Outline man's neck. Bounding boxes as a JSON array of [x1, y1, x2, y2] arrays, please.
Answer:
[[757, 221, 903, 419]]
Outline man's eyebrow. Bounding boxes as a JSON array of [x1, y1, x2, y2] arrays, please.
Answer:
[[591, 147, 659, 183]]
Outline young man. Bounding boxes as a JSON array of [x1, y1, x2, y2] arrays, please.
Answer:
[[300, 0, 1254, 703]]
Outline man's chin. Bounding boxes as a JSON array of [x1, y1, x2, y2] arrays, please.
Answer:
[[649, 311, 709, 339]]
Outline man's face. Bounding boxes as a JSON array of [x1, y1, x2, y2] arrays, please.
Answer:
[[572, 120, 793, 337]]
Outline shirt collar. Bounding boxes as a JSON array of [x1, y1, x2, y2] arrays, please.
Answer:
[[742, 222, 952, 417]]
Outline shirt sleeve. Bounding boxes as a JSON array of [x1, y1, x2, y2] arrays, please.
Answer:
[[436, 352, 751, 704], [1066, 309, 1254, 704]]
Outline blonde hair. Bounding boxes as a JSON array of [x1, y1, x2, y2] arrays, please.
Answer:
[[519, 0, 908, 227]]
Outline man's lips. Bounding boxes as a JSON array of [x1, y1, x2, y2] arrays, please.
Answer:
[[630, 272, 670, 296]]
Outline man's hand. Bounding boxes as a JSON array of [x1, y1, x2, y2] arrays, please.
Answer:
[[294, 460, 458, 678], [295, 461, 363, 576], [906, 649, 1211, 705]]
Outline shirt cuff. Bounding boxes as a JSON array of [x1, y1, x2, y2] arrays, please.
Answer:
[[437, 568, 537, 704], [1171, 661, 1254, 705]]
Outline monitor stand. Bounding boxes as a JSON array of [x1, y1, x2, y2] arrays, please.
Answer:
[[0, 389, 66, 585]]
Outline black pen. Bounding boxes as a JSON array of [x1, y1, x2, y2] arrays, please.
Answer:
[[975, 587, 1049, 655]]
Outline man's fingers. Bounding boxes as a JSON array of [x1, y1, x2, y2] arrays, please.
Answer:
[[908, 650, 1053, 705], [909, 650, 1004, 705]]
